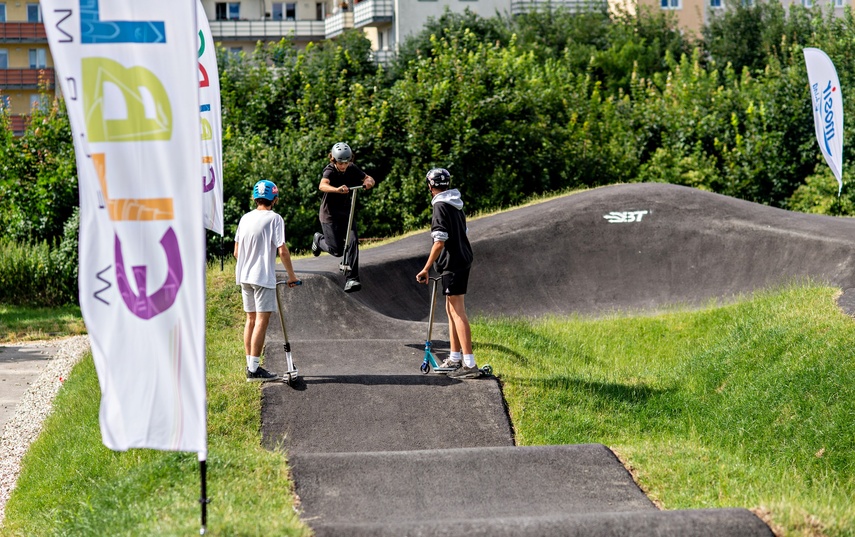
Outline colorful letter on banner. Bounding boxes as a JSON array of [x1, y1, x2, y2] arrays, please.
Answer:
[[197, 0, 223, 235], [804, 48, 844, 196], [42, 1, 207, 456]]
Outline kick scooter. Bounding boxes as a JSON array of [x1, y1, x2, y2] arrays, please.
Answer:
[[339, 185, 364, 276], [275, 279, 302, 384], [418, 275, 493, 376]]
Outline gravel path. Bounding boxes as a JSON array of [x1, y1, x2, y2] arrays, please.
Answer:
[[0, 336, 90, 524]]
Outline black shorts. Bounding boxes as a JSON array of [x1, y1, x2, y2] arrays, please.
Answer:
[[441, 266, 470, 296]]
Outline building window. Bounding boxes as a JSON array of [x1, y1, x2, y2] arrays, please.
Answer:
[[29, 48, 47, 69], [26, 3, 40, 22], [272, 3, 283, 19], [660, 0, 680, 8], [710, 0, 722, 7], [835, 0, 844, 6], [0, 49, 8, 69], [215, 2, 240, 20], [0, 96, 9, 110], [30, 93, 48, 112], [316, 2, 325, 20], [0, 4, 6, 23], [802, 0, 812, 6], [286, 3, 296, 20]]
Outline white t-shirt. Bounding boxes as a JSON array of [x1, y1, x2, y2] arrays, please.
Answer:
[[234, 209, 286, 288]]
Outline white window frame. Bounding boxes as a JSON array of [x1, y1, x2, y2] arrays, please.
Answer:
[[710, 0, 722, 7], [272, 3, 284, 19], [0, 4, 7, 23], [661, 0, 681, 9], [29, 48, 47, 69], [802, 0, 812, 7]]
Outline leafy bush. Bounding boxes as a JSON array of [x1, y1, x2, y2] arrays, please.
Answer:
[[0, 236, 77, 307]]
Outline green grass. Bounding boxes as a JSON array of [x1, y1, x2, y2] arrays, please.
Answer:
[[3, 264, 853, 536], [2, 261, 310, 536], [0, 304, 86, 342], [473, 282, 855, 537]]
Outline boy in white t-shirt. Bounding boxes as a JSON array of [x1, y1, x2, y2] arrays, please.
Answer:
[[234, 180, 300, 381]]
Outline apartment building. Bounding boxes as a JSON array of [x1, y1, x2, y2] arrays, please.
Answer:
[[0, 0, 603, 134], [0, 1, 52, 134], [614, 0, 849, 37]]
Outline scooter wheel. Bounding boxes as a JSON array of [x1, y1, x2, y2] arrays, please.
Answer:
[[420, 362, 430, 374], [481, 364, 493, 376]]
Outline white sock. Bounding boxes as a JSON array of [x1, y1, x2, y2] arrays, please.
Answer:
[[449, 351, 462, 363], [248, 356, 260, 373], [246, 355, 252, 369], [463, 354, 476, 368]]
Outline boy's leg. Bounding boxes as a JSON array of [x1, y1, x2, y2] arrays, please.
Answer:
[[245, 285, 279, 381], [344, 229, 359, 280], [443, 268, 481, 378], [445, 294, 472, 357], [441, 297, 463, 369], [319, 221, 344, 256], [250, 311, 273, 357], [243, 312, 256, 356]]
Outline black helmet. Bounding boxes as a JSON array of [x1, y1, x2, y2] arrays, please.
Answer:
[[331, 142, 353, 162], [426, 168, 451, 188]]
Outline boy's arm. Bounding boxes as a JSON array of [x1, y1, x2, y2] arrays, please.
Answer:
[[416, 240, 444, 284], [233, 241, 239, 259], [278, 243, 299, 286]]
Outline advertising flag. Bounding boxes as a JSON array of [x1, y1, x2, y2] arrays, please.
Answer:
[[42, 1, 207, 455], [197, 1, 223, 235], [804, 47, 844, 196]]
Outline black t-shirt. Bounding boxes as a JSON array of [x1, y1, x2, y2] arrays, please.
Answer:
[[432, 201, 473, 273], [319, 163, 367, 224]]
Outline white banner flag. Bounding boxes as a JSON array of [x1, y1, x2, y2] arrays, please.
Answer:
[[197, 1, 223, 235], [804, 47, 844, 196], [42, 1, 207, 455]]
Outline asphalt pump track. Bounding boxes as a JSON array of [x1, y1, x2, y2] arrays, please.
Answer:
[[262, 182, 855, 536]]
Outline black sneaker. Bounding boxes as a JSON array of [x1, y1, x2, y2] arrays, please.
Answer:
[[311, 233, 322, 257], [246, 366, 279, 382], [448, 366, 482, 379], [344, 278, 362, 293]]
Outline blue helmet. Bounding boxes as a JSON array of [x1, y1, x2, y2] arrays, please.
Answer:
[[253, 180, 279, 201]]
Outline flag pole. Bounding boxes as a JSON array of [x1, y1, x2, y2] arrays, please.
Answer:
[[199, 453, 209, 534]]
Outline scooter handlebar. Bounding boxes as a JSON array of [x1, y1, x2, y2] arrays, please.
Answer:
[[276, 280, 302, 287]]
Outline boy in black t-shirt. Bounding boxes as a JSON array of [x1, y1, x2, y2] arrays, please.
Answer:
[[311, 142, 375, 293], [416, 168, 481, 379]]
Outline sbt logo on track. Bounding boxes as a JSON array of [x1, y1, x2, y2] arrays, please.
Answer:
[[603, 211, 649, 223]]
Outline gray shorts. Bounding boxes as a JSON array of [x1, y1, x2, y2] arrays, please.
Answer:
[[241, 283, 277, 313]]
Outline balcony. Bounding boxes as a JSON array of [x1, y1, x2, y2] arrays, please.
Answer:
[[324, 12, 353, 39], [7, 115, 27, 136], [0, 68, 56, 89], [370, 49, 395, 66], [354, 0, 394, 28], [510, 0, 606, 14], [0, 22, 47, 42], [207, 20, 326, 41]]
